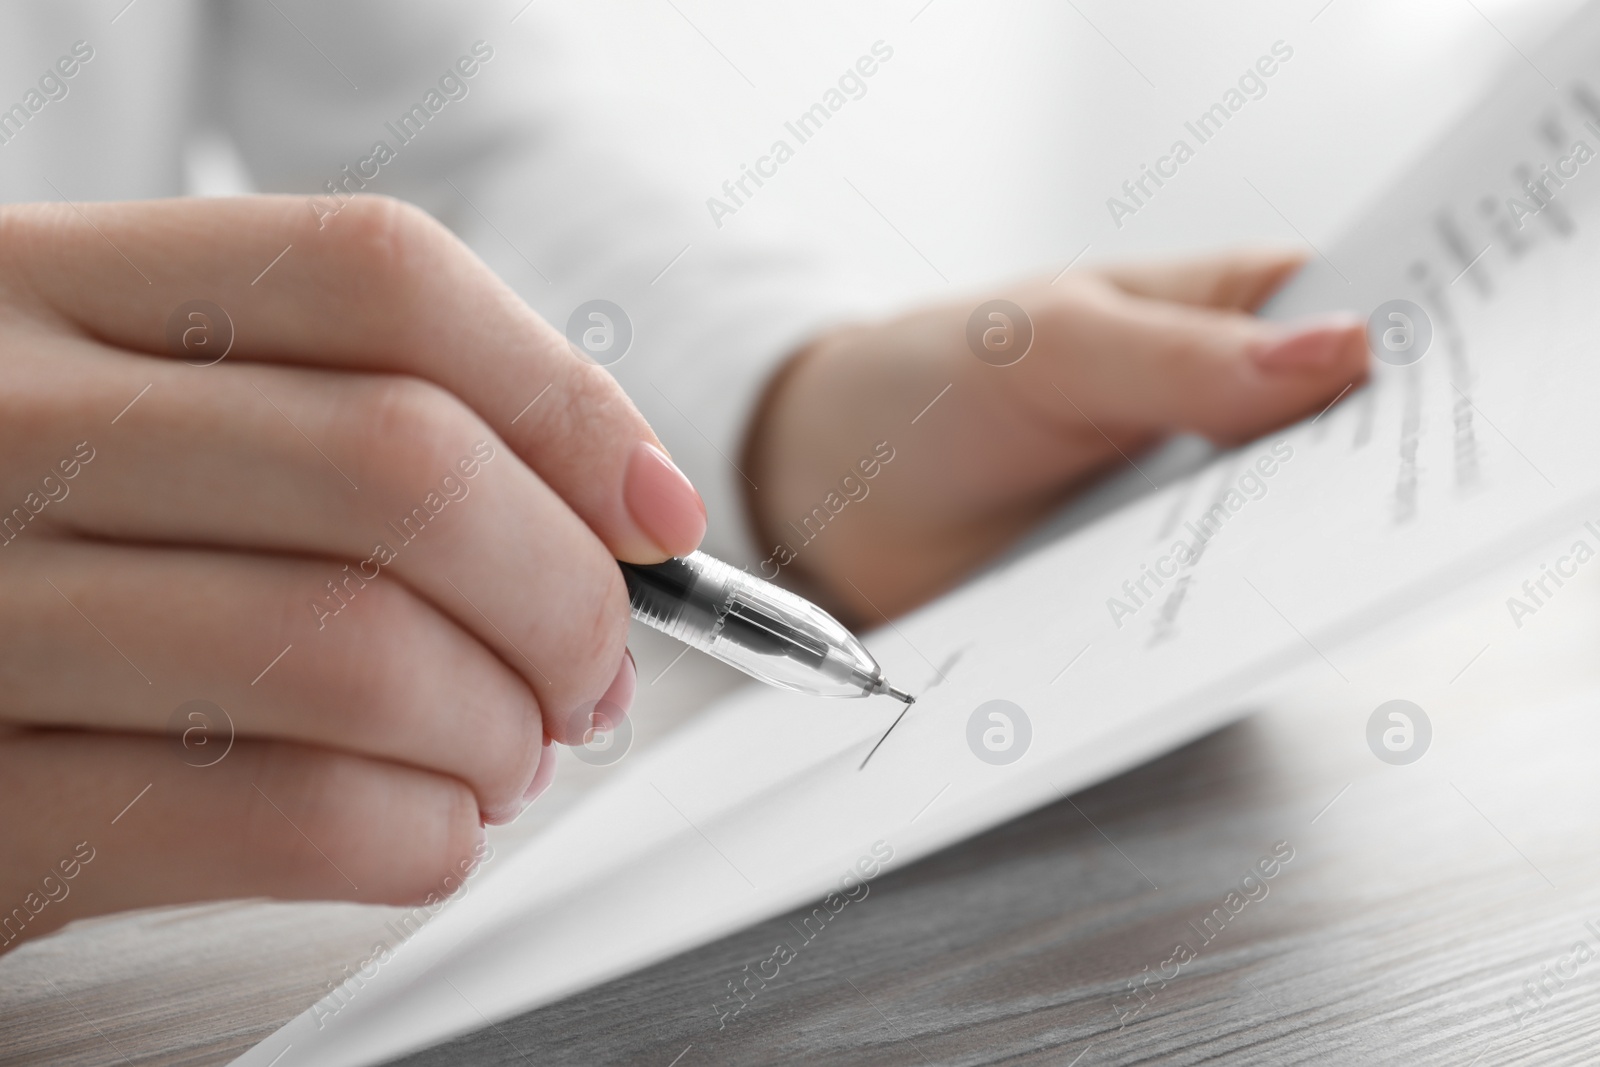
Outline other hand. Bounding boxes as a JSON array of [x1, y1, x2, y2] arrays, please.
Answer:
[[745, 249, 1367, 622]]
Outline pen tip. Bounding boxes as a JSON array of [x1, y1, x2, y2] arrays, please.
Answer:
[[886, 685, 915, 705]]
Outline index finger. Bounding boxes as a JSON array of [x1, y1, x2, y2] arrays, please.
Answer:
[[4, 194, 707, 563]]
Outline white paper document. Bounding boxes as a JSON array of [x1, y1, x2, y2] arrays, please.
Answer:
[[238, 5, 1600, 1063]]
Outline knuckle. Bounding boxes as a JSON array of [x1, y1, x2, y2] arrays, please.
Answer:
[[542, 358, 640, 447], [348, 376, 487, 497], [313, 578, 429, 725], [322, 195, 450, 290]]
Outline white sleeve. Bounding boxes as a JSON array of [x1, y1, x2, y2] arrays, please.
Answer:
[[212, 0, 875, 567]]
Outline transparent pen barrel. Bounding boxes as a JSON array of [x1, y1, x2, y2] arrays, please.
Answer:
[[621, 553, 726, 649], [621, 552, 884, 697]]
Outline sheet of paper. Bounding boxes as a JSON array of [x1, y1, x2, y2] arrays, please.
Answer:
[[237, 5, 1600, 1063]]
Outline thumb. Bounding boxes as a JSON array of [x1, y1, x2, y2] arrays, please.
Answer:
[[1051, 272, 1369, 446]]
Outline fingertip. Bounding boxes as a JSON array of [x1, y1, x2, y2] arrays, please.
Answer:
[[355, 767, 485, 908], [482, 731, 558, 824], [548, 646, 637, 748], [622, 441, 707, 561], [522, 734, 557, 806], [1249, 313, 1366, 374], [604, 647, 637, 725]]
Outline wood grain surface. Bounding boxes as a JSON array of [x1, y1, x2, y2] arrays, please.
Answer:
[[390, 692, 1600, 1066], [6, 573, 1600, 1066]]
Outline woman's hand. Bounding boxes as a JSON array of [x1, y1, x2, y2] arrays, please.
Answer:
[[0, 196, 706, 947], [745, 249, 1367, 622]]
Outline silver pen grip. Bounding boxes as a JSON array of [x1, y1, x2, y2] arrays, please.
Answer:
[[619, 552, 888, 698]]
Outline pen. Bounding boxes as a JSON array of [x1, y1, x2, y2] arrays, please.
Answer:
[[618, 551, 915, 703]]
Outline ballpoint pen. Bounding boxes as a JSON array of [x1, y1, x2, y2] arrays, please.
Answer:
[[618, 551, 915, 704]]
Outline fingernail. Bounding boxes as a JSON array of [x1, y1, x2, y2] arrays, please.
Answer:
[[624, 442, 707, 556], [1250, 313, 1364, 373], [521, 735, 557, 807]]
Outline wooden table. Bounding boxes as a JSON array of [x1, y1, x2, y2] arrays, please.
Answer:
[[6, 565, 1600, 1067]]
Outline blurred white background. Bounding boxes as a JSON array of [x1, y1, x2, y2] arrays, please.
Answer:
[[181, 0, 1588, 316], [482, 0, 1588, 315]]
